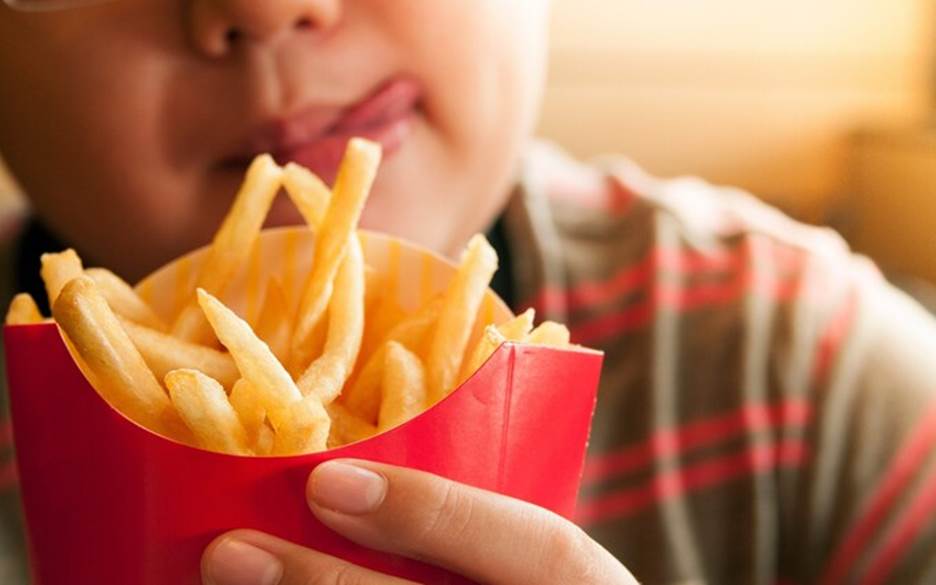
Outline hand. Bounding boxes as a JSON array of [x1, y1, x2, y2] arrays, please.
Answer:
[[201, 459, 637, 584]]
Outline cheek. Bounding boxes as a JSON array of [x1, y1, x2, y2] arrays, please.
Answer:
[[42, 60, 207, 268], [0, 7, 226, 277], [408, 1, 546, 142], [370, 1, 547, 247]]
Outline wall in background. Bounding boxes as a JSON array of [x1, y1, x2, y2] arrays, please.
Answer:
[[539, 0, 935, 219]]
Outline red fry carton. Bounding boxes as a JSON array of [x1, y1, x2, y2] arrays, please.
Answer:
[[4, 228, 602, 585]]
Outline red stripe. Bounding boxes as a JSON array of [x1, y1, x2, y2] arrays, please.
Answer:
[[811, 288, 858, 385], [859, 462, 936, 585], [527, 246, 737, 314], [570, 302, 654, 345], [524, 237, 806, 316], [569, 262, 804, 345], [576, 438, 809, 525], [583, 399, 812, 484], [819, 402, 936, 585]]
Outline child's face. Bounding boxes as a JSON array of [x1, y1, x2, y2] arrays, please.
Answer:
[[0, 1, 549, 280]]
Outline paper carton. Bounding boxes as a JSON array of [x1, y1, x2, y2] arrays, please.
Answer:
[[4, 228, 602, 584]]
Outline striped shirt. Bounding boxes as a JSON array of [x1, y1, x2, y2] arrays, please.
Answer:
[[1, 141, 935, 583], [505, 142, 936, 584]]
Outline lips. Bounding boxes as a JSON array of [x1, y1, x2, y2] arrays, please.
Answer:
[[225, 78, 422, 184]]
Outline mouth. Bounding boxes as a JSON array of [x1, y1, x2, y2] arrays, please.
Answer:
[[221, 77, 423, 184]]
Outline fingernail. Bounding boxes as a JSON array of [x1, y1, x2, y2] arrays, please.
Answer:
[[205, 537, 283, 585], [309, 460, 387, 514]]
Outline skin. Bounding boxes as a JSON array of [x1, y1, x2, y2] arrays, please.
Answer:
[[1, 1, 635, 582], [202, 460, 638, 585], [0, 0, 548, 281]]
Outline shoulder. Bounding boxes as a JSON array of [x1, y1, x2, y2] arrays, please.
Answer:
[[519, 141, 882, 349], [527, 140, 858, 271]]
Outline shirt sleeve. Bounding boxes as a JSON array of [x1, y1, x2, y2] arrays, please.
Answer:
[[791, 257, 936, 585]]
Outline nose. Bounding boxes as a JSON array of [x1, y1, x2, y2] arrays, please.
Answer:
[[187, 0, 341, 57]]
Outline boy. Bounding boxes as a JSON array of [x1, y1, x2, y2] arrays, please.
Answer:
[[1, 1, 935, 584]]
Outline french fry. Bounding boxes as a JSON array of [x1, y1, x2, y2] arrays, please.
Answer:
[[378, 341, 427, 432], [296, 235, 365, 403], [281, 161, 334, 375], [253, 278, 293, 367], [326, 402, 377, 448], [497, 308, 535, 341], [229, 379, 275, 455], [121, 319, 239, 389], [392, 297, 443, 352], [525, 321, 571, 346], [341, 356, 383, 424], [52, 276, 190, 441], [196, 288, 301, 412], [288, 299, 330, 378], [457, 309, 534, 384], [196, 288, 329, 452], [165, 369, 250, 455], [85, 267, 166, 331], [40, 249, 84, 307], [17, 138, 584, 459], [291, 139, 380, 365], [282, 162, 331, 229], [271, 396, 331, 454], [343, 298, 442, 423], [359, 291, 407, 367], [172, 155, 282, 344], [458, 325, 506, 387], [425, 235, 498, 404], [5, 293, 43, 325]]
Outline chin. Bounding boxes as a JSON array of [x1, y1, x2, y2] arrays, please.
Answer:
[[357, 199, 410, 240]]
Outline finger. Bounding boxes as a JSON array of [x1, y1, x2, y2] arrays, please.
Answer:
[[202, 529, 418, 585], [306, 460, 637, 585]]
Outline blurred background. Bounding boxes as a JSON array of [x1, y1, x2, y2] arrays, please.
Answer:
[[539, 0, 936, 292], [2, 0, 936, 286]]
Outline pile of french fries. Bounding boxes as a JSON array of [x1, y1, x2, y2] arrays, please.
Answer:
[[5, 138, 572, 455]]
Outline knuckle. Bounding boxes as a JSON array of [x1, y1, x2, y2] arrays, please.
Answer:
[[410, 479, 475, 549], [541, 521, 604, 584], [299, 563, 367, 585]]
